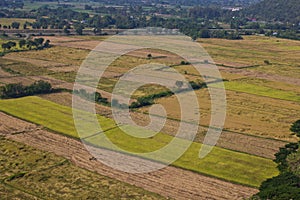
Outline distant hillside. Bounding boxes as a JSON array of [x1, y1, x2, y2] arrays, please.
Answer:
[[245, 0, 300, 23]]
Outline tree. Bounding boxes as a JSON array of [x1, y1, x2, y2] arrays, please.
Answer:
[[7, 41, 16, 49], [147, 53, 152, 59], [1, 43, 10, 51], [2, 41, 16, 51], [199, 29, 210, 38], [291, 120, 300, 137], [63, 27, 70, 35], [34, 38, 44, 47], [11, 22, 20, 29], [19, 39, 26, 48], [75, 25, 84, 35], [26, 40, 37, 50], [43, 40, 50, 48]]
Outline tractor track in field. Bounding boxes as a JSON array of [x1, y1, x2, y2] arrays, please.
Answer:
[[0, 112, 258, 199]]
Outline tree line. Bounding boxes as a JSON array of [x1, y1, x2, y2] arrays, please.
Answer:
[[0, 81, 52, 99], [1, 38, 50, 54]]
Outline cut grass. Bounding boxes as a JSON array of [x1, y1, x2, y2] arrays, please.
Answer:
[[0, 96, 279, 187], [154, 88, 300, 141], [0, 138, 166, 199]]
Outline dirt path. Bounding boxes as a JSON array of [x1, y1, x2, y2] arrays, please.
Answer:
[[1, 112, 258, 199]]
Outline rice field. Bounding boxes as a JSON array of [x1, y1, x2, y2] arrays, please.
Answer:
[[0, 96, 279, 187]]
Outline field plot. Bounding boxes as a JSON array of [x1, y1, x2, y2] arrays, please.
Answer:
[[220, 81, 300, 102], [152, 88, 300, 141], [1, 123, 258, 200], [39, 92, 286, 159], [198, 36, 300, 78], [0, 96, 279, 187], [4, 46, 89, 69], [0, 96, 117, 138], [0, 138, 165, 199], [0, 112, 38, 135]]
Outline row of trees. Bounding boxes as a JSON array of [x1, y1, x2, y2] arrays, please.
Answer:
[[0, 81, 52, 99], [0, 22, 21, 29], [1, 38, 50, 52]]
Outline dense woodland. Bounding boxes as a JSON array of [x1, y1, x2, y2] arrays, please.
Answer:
[[245, 0, 300, 24], [0, 0, 299, 40]]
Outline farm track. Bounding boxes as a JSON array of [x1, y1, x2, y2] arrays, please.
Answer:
[[0, 112, 258, 199]]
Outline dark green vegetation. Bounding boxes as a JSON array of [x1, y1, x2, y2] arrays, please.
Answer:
[[0, 81, 52, 99], [245, 0, 300, 24], [0, 137, 166, 199], [0, 0, 298, 40], [0, 37, 51, 56], [255, 121, 300, 199]]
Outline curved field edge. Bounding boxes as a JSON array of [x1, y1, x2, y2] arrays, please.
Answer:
[[0, 96, 279, 187]]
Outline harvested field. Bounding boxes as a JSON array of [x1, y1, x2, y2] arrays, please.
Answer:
[[0, 112, 39, 135], [151, 89, 300, 141], [198, 36, 300, 79], [0, 76, 34, 85], [0, 57, 49, 76], [1, 116, 258, 199], [3, 54, 68, 68], [34, 36, 85, 44], [53, 40, 100, 50], [0, 68, 13, 77], [40, 92, 286, 159], [0, 138, 165, 199], [5, 46, 89, 67], [0, 97, 279, 187], [218, 67, 300, 87]]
